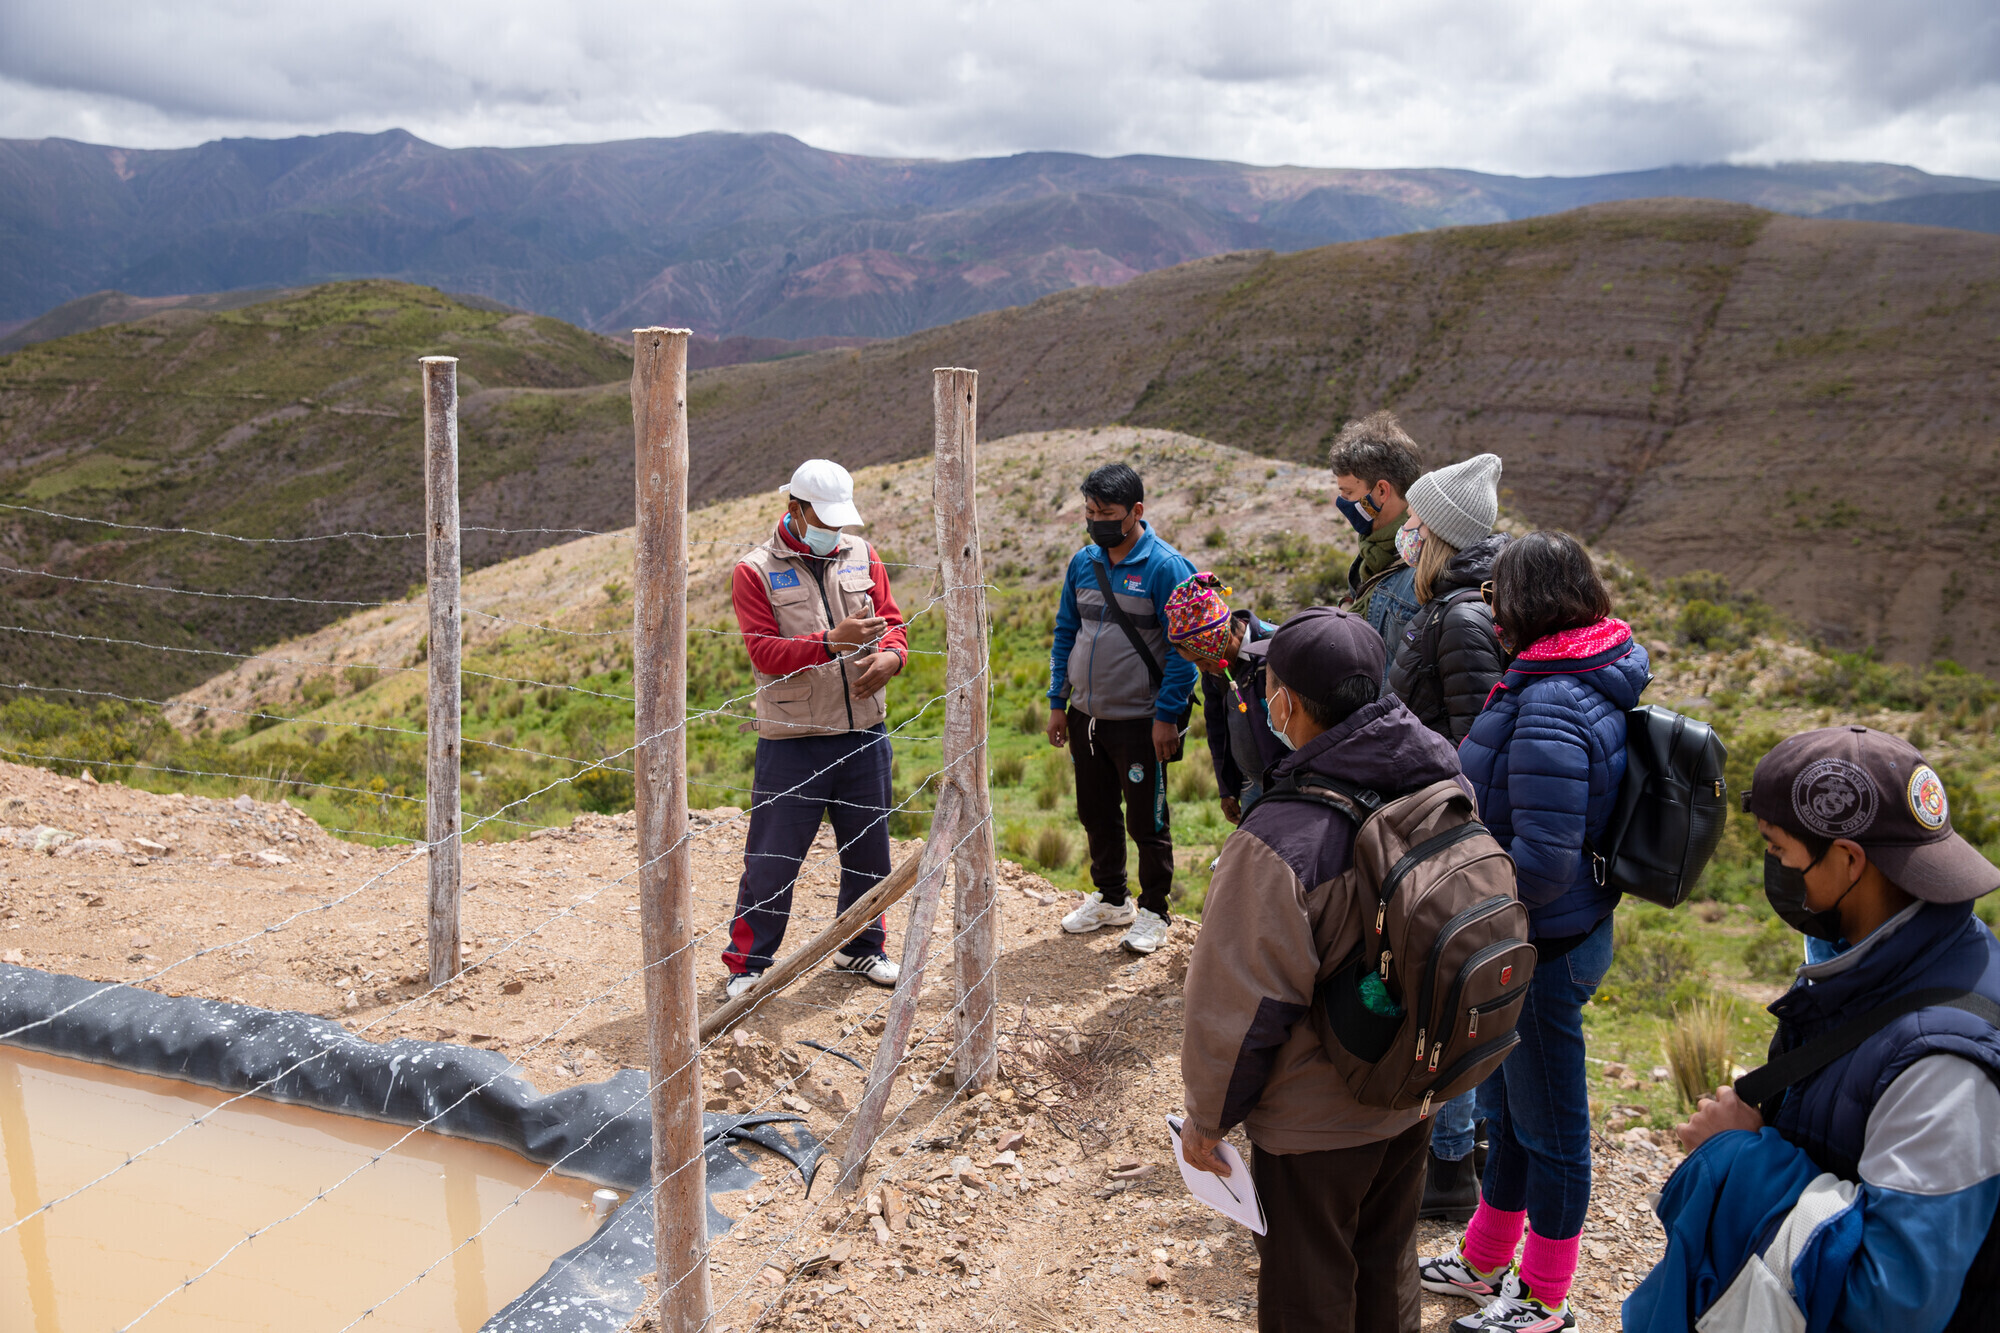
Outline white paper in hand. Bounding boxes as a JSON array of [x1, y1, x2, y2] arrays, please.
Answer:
[[1165, 1115, 1266, 1235]]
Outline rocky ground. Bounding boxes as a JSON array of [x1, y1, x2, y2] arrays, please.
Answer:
[[0, 758, 1678, 1330]]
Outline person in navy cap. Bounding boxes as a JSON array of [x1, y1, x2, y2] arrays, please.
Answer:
[[1625, 725, 2000, 1333]]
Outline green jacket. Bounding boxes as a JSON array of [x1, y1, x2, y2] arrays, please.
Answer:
[[1347, 516, 1406, 616]]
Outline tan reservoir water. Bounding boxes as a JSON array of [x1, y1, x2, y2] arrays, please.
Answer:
[[0, 1045, 605, 1331]]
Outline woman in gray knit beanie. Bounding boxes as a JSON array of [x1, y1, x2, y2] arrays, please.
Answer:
[[1388, 451, 1511, 1224]]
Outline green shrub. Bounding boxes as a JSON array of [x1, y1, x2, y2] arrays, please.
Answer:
[[1742, 915, 1800, 983], [992, 752, 1027, 787], [1015, 704, 1045, 735], [572, 766, 633, 814], [1604, 913, 1708, 1013], [1173, 762, 1217, 803], [1031, 826, 1073, 869]]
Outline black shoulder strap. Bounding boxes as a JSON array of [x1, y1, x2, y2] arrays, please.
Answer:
[[1735, 988, 2000, 1110], [1257, 772, 1386, 825], [1090, 556, 1164, 688]]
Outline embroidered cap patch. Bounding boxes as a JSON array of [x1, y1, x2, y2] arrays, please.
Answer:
[[1792, 757, 1878, 838], [1908, 765, 1949, 831]]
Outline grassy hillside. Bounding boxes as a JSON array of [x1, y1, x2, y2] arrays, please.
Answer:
[[0, 282, 632, 695]]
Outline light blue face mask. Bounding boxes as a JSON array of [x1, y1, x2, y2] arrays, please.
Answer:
[[1266, 687, 1295, 751], [793, 513, 841, 556]]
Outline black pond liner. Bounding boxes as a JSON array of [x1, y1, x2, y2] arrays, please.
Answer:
[[0, 963, 824, 1332]]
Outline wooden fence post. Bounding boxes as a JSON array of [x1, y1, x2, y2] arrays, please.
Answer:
[[837, 784, 965, 1188], [421, 355, 462, 989], [934, 368, 998, 1091], [631, 327, 710, 1331]]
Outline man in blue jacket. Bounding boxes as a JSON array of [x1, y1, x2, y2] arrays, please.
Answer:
[[1626, 726, 2000, 1333], [1047, 463, 1198, 955]]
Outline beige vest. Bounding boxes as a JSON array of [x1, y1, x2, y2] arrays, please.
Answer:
[[739, 529, 890, 740]]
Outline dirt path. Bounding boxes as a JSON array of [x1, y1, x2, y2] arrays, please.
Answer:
[[0, 758, 1677, 1330]]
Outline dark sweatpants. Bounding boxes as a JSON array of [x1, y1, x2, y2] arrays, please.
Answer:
[[1251, 1118, 1431, 1333], [722, 725, 891, 975], [1066, 706, 1173, 917]]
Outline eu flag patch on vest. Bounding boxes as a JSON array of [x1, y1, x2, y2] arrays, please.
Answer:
[[767, 569, 802, 590]]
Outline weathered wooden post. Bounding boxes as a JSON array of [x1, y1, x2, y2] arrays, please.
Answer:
[[836, 364, 996, 1184], [838, 784, 964, 1188], [631, 327, 709, 1331], [420, 355, 462, 989], [934, 367, 998, 1090]]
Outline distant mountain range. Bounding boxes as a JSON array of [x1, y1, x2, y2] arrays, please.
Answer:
[[2, 129, 1995, 341]]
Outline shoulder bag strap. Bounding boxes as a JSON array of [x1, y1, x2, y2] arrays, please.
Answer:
[[1090, 557, 1164, 689], [1734, 987, 2000, 1110]]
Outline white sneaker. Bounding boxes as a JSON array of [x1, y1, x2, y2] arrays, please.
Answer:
[[724, 971, 763, 1001], [1120, 908, 1171, 954], [1420, 1245, 1519, 1303], [1459, 1291, 1574, 1332], [831, 949, 899, 987], [1062, 891, 1136, 934]]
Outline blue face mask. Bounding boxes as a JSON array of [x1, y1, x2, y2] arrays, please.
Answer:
[[1266, 687, 1295, 751], [1336, 490, 1384, 537]]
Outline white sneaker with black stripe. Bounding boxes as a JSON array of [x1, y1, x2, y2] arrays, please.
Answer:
[[830, 949, 899, 987]]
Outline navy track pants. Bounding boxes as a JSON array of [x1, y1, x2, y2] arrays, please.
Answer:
[[723, 724, 892, 975]]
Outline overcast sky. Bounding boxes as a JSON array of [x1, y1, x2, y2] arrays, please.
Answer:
[[2, 0, 1997, 178]]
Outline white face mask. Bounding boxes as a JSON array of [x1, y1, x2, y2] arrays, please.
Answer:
[[1266, 686, 1296, 751]]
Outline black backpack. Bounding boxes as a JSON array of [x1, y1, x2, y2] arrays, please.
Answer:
[[1591, 705, 1729, 908]]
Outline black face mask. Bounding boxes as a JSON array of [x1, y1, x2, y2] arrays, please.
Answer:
[[1088, 517, 1129, 549], [1762, 851, 1850, 942]]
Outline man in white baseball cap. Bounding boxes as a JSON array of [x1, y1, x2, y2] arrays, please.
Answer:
[[722, 459, 908, 999]]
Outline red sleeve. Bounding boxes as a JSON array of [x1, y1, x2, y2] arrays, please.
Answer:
[[870, 546, 909, 664], [732, 562, 834, 677]]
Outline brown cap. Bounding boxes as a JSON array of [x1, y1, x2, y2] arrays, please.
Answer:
[[1240, 606, 1384, 704], [1744, 725, 1999, 903]]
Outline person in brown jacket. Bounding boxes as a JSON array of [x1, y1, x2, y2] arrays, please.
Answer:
[[1179, 606, 1469, 1333]]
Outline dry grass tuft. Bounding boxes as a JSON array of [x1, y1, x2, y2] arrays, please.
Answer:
[[1664, 994, 1737, 1108]]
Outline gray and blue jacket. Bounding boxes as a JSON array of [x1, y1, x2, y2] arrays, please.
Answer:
[[1049, 522, 1198, 723], [1630, 899, 2000, 1333]]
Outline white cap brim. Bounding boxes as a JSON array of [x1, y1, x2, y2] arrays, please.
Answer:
[[811, 498, 864, 528], [778, 484, 864, 528]]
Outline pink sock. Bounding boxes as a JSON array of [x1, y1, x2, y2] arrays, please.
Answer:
[[1519, 1228, 1582, 1307], [1459, 1202, 1527, 1275]]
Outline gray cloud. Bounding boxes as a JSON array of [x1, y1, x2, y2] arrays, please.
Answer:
[[0, 0, 1995, 177]]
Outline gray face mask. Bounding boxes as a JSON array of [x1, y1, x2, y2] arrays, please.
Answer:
[[1266, 687, 1296, 751]]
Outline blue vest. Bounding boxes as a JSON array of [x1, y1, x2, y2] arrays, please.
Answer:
[[1764, 902, 2000, 1180]]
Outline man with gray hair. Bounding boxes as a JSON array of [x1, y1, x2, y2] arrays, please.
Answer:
[[1327, 411, 1425, 672]]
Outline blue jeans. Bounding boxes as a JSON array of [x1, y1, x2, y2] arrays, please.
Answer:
[[1479, 913, 1615, 1240], [1433, 1089, 1480, 1162]]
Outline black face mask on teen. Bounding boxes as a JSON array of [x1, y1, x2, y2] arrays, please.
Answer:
[[1762, 851, 1855, 942], [1088, 516, 1130, 549]]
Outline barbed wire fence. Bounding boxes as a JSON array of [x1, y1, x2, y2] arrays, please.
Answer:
[[0, 342, 1000, 1333]]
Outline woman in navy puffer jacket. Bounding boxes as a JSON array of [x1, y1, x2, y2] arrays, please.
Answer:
[[1418, 531, 1649, 1332]]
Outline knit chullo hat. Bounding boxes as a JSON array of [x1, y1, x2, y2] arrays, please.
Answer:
[[1405, 452, 1502, 551], [1164, 572, 1236, 660]]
